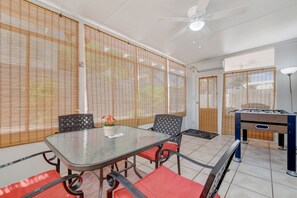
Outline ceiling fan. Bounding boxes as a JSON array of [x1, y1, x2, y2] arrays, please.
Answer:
[[160, 0, 246, 33]]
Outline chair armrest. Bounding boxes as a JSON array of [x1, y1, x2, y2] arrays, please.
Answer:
[[160, 149, 214, 169], [174, 133, 182, 145], [107, 172, 146, 198], [0, 150, 55, 169], [22, 174, 83, 198]]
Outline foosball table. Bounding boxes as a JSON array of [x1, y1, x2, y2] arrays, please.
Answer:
[[234, 109, 296, 177]]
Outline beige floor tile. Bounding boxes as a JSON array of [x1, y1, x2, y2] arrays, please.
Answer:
[[224, 169, 236, 183], [272, 170, 297, 190], [228, 160, 240, 171], [226, 184, 271, 198], [218, 181, 231, 198], [161, 159, 176, 168], [134, 155, 149, 164], [181, 135, 193, 141], [238, 162, 271, 181], [142, 160, 156, 169], [181, 142, 202, 150], [179, 157, 205, 171], [167, 154, 181, 163], [208, 156, 222, 165], [273, 183, 297, 198], [188, 138, 209, 145], [193, 172, 208, 184], [198, 146, 220, 155], [270, 160, 287, 173], [179, 147, 195, 156], [137, 164, 154, 174], [188, 150, 215, 162], [201, 167, 212, 175], [270, 151, 287, 162], [241, 155, 271, 169], [232, 172, 272, 197], [170, 165, 199, 180], [244, 150, 270, 160]]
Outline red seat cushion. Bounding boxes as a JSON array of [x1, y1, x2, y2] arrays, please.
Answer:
[[114, 166, 220, 198], [138, 142, 179, 161], [0, 170, 76, 198]]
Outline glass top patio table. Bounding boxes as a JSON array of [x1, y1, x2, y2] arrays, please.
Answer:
[[44, 126, 170, 172]]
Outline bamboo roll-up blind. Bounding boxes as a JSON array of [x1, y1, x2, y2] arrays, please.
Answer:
[[168, 60, 186, 116], [222, 68, 275, 140], [137, 48, 167, 125], [0, 0, 78, 147], [85, 25, 138, 127]]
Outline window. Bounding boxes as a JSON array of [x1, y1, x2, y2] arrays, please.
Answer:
[[168, 60, 186, 115], [222, 68, 275, 140], [0, 0, 78, 147], [85, 25, 138, 126], [0, 2, 187, 147], [85, 25, 186, 126], [137, 48, 167, 124]]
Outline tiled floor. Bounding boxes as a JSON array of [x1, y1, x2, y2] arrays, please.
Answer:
[[136, 135, 297, 198], [82, 134, 297, 198]]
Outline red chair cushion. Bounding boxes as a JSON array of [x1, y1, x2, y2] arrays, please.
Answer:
[[138, 142, 179, 161], [0, 170, 76, 198], [114, 166, 220, 198]]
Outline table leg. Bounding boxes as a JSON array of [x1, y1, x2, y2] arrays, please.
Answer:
[[278, 133, 286, 150], [98, 168, 104, 198], [286, 115, 297, 177], [133, 155, 143, 179], [242, 129, 248, 144], [234, 113, 241, 162]]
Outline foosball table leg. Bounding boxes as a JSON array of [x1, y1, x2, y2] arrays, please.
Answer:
[[242, 129, 248, 144], [278, 133, 286, 150]]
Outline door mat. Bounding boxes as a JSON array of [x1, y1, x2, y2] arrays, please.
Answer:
[[182, 129, 218, 140]]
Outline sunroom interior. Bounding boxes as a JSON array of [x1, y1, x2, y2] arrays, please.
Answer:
[[0, 0, 297, 197]]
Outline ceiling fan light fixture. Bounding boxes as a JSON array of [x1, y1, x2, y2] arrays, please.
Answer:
[[189, 20, 205, 31]]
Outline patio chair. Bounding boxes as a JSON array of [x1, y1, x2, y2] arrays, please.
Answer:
[[136, 114, 183, 174], [106, 140, 240, 198], [58, 113, 95, 133], [0, 151, 83, 198]]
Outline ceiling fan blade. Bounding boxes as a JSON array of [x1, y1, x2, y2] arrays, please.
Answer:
[[170, 25, 189, 41], [158, 17, 191, 23], [196, 0, 210, 14], [206, 6, 246, 21]]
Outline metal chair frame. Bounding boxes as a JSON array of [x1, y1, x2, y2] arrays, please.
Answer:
[[0, 151, 83, 197], [107, 140, 240, 198], [137, 114, 183, 174]]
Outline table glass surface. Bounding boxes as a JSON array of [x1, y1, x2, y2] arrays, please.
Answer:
[[44, 126, 170, 171]]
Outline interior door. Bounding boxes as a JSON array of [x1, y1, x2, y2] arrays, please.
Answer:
[[199, 76, 218, 133]]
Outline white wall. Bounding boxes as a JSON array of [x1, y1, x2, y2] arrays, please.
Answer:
[[275, 42, 297, 113], [0, 142, 67, 187]]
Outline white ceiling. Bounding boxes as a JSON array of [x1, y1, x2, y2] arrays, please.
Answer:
[[37, 0, 297, 65]]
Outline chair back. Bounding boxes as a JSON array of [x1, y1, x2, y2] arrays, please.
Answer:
[[201, 140, 240, 198], [58, 114, 95, 133], [153, 114, 183, 144]]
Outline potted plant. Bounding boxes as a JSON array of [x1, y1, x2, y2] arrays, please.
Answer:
[[101, 115, 116, 136]]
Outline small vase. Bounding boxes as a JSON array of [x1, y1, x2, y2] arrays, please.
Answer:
[[103, 126, 115, 136]]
